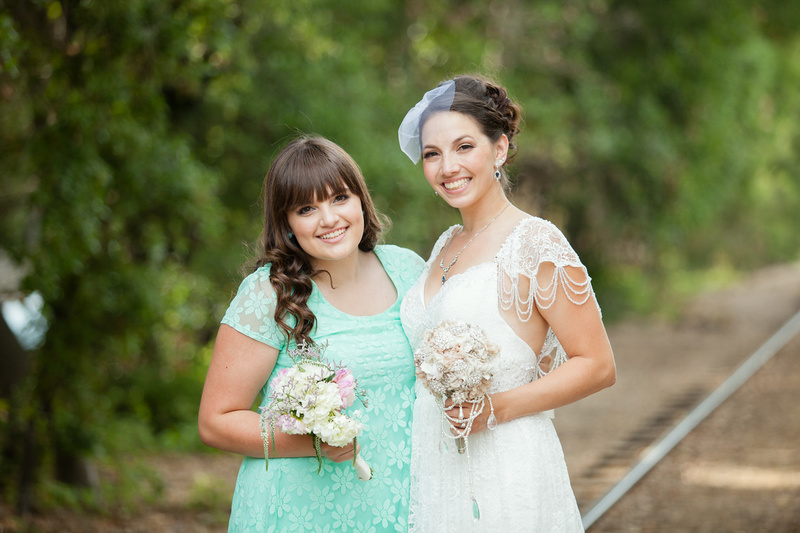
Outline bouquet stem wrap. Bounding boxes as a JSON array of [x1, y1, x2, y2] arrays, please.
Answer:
[[354, 454, 371, 481]]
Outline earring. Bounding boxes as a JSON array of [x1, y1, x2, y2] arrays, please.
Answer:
[[287, 231, 294, 239], [494, 159, 505, 182]]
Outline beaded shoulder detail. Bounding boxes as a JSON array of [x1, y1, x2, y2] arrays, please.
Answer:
[[495, 217, 599, 323]]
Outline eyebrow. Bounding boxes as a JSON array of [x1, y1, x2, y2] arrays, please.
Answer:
[[423, 135, 475, 151]]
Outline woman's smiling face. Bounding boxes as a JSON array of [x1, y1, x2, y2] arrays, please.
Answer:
[[286, 187, 364, 266], [420, 111, 507, 209]]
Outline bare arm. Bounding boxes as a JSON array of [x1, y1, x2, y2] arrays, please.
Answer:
[[449, 264, 616, 433], [495, 264, 616, 422], [197, 324, 357, 462]]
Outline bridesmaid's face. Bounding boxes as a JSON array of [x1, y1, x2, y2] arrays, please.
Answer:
[[286, 187, 364, 267], [420, 111, 507, 210]]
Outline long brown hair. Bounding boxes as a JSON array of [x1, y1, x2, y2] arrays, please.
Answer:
[[255, 136, 385, 345]]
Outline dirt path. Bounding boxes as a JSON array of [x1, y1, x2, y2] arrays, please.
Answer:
[[556, 262, 800, 504], [589, 332, 800, 532]]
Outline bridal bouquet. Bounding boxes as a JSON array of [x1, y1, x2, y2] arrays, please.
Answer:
[[413, 320, 500, 519], [260, 342, 372, 481], [413, 320, 500, 452]]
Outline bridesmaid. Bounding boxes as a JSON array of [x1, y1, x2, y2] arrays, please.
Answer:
[[199, 136, 424, 532], [398, 75, 616, 531]]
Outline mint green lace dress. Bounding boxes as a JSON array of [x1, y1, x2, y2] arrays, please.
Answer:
[[221, 245, 424, 533]]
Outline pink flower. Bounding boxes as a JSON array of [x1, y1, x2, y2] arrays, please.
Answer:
[[333, 368, 357, 408], [269, 368, 290, 389], [276, 413, 306, 433]]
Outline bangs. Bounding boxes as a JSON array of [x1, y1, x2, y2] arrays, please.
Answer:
[[263, 135, 383, 256], [281, 153, 354, 211]]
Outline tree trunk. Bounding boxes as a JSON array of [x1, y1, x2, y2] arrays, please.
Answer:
[[0, 312, 31, 398], [0, 314, 37, 513]]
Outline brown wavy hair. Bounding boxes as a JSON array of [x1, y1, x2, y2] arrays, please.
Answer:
[[421, 74, 523, 189], [254, 136, 385, 345]]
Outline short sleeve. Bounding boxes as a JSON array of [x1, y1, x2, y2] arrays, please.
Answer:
[[497, 217, 599, 322], [221, 266, 286, 349], [375, 244, 425, 294]]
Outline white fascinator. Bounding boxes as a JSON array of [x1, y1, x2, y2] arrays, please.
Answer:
[[397, 80, 456, 164]]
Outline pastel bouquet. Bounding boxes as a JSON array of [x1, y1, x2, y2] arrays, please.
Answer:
[[413, 320, 500, 519], [260, 342, 372, 481], [413, 320, 500, 451]]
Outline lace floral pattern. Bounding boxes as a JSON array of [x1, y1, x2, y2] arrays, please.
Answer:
[[223, 245, 424, 532], [496, 215, 599, 318], [400, 217, 590, 532], [496, 217, 599, 380]]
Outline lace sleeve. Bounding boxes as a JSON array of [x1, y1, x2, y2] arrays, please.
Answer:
[[497, 217, 599, 323], [220, 266, 286, 349], [426, 225, 460, 264]]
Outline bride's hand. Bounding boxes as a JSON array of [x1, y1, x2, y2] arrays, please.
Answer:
[[444, 399, 492, 436]]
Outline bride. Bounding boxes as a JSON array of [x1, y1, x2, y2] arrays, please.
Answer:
[[398, 75, 617, 532]]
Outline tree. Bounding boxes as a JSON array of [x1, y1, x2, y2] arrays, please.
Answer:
[[0, 0, 234, 511]]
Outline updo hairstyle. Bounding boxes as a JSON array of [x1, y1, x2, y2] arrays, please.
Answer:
[[424, 75, 522, 188]]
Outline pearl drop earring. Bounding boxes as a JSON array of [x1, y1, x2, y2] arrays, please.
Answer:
[[494, 158, 506, 182]]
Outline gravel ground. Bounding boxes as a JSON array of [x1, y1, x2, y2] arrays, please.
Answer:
[[588, 332, 800, 532], [557, 262, 800, 506], [555, 261, 800, 531]]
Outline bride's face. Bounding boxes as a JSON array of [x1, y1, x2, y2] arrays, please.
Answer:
[[420, 111, 507, 210]]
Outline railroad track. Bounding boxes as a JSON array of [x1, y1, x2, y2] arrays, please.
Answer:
[[576, 309, 800, 530]]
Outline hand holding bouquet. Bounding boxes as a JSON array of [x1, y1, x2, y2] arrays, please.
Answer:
[[413, 320, 500, 519], [413, 320, 500, 453], [260, 342, 372, 481]]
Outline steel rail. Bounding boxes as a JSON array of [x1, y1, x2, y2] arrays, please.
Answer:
[[582, 309, 800, 530]]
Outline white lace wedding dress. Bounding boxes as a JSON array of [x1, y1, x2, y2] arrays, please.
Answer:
[[401, 216, 593, 532]]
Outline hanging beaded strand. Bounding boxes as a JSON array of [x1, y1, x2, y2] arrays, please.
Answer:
[[486, 394, 498, 430], [438, 393, 498, 520]]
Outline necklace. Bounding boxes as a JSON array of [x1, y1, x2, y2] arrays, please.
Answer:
[[439, 203, 511, 284]]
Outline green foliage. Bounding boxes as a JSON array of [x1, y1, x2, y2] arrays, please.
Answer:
[[2, 0, 800, 513], [0, 0, 230, 505], [37, 479, 99, 513], [188, 472, 233, 511], [93, 458, 165, 516]]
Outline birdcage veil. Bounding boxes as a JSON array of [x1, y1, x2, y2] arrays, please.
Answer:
[[397, 80, 456, 164]]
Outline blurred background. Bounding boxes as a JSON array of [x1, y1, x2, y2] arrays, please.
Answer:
[[1, 0, 799, 527]]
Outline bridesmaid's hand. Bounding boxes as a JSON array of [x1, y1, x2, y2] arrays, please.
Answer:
[[319, 440, 360, 463]]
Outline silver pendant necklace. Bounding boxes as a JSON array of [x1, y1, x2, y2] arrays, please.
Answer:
[[439, 203, 511, 284]]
